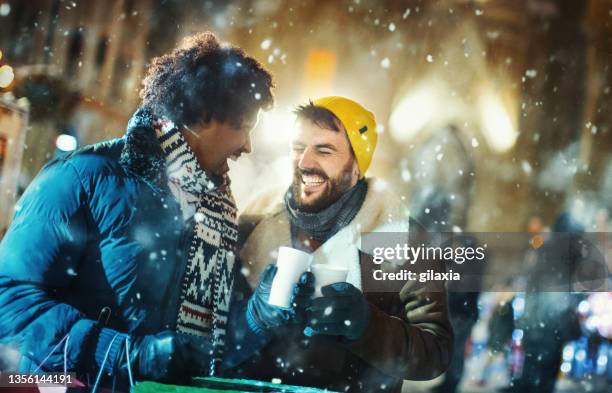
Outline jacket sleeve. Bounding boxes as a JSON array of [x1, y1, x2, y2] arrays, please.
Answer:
[[346, 239, 454, 380], [220, 257, 272, 371], [0, 159, 106, 373]]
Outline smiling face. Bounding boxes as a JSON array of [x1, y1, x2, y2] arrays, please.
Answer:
[[290, 118, 360, 213], [182, 111, 260, 176]]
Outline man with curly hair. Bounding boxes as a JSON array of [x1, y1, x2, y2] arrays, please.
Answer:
[[0, 32, 313, 390]]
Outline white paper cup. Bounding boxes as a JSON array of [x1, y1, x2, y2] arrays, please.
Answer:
[[311, 264, 349, 297], [268, 247, 313, 308]]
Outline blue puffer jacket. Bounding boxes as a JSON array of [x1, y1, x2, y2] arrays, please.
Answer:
[[0, 117, 257, 386]]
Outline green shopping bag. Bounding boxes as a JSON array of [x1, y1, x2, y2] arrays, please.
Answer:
[[131, 376, 338, 393]]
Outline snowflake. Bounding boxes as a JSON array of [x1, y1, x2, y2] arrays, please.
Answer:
[[260, 39, 272, 50]]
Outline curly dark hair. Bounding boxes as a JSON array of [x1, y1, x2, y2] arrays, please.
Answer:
[[140, 32, 274, 127]]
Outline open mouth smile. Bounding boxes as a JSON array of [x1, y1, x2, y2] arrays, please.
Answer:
[[301, 174, 326, 190]]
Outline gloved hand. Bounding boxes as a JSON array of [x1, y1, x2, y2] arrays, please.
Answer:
[[303, 282, 370, 341], [246, 264, 314, 335], [291, 269, 315, 324], [118, 330, 202, 384]]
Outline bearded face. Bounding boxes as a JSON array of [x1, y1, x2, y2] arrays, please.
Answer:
[[290, 119, 359, 213]]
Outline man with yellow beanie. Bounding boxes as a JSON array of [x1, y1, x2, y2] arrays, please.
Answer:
[[236, 97, 452, 393]]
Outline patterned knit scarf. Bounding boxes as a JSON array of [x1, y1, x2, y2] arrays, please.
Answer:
[[151, 116, 238, 375]]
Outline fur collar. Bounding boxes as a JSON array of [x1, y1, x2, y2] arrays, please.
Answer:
[[118, 107, 167, 191]]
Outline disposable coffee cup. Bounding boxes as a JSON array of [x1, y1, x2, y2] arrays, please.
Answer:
[[311, 264, 349, 298], [268, 246, 313, 308]]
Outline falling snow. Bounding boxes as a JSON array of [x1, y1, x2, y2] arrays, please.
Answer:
[[260, 38, 272, 50]]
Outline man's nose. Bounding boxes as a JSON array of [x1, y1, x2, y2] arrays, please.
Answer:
[[242, 134, 252, 154], [298, 146, 317, 170]]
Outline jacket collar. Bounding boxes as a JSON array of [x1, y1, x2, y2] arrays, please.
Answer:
[[118, 108, 167, 191]]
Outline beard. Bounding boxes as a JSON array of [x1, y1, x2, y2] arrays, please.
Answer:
[[291, 160, 355, 213]]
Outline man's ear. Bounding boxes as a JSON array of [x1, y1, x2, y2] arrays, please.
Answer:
[[352, 159, 361, 179]]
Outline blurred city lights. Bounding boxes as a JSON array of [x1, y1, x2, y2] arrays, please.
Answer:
[[259, 110, 297, 147], [479, 92, 518, 153], [512, 296, 525, 318], [578, 299, 590, 314], [301, 49, 337, 98], [587, 292, 612, 338], [563, 344, 575, 361], [56, 134, 78, 152], [16, 97, 30, 110], [597, 353, 608, 368], [511, 328, 524, 342], [0, 65, 14, 88], [0, 3, 10, 17], [560, 362, 571, 374], [389, 86, 437, 143]]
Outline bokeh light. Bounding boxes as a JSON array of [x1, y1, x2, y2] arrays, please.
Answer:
[[0, 64, 14, 88], [55, 134, 78, 152]]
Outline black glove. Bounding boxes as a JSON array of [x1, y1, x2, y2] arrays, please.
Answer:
[[291, 269, 315, 324], [246, 264, 314, 335], [118, 330, 204, 384], [304, 282, 370, 341]]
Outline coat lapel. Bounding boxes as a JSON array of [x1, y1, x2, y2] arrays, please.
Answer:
[[239, 209, 292, 287]]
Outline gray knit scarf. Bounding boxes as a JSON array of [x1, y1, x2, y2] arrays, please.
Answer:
[[284, 179, 368, 242]]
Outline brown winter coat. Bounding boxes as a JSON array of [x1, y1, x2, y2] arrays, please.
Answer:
[[233, 179, 453, 393]]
